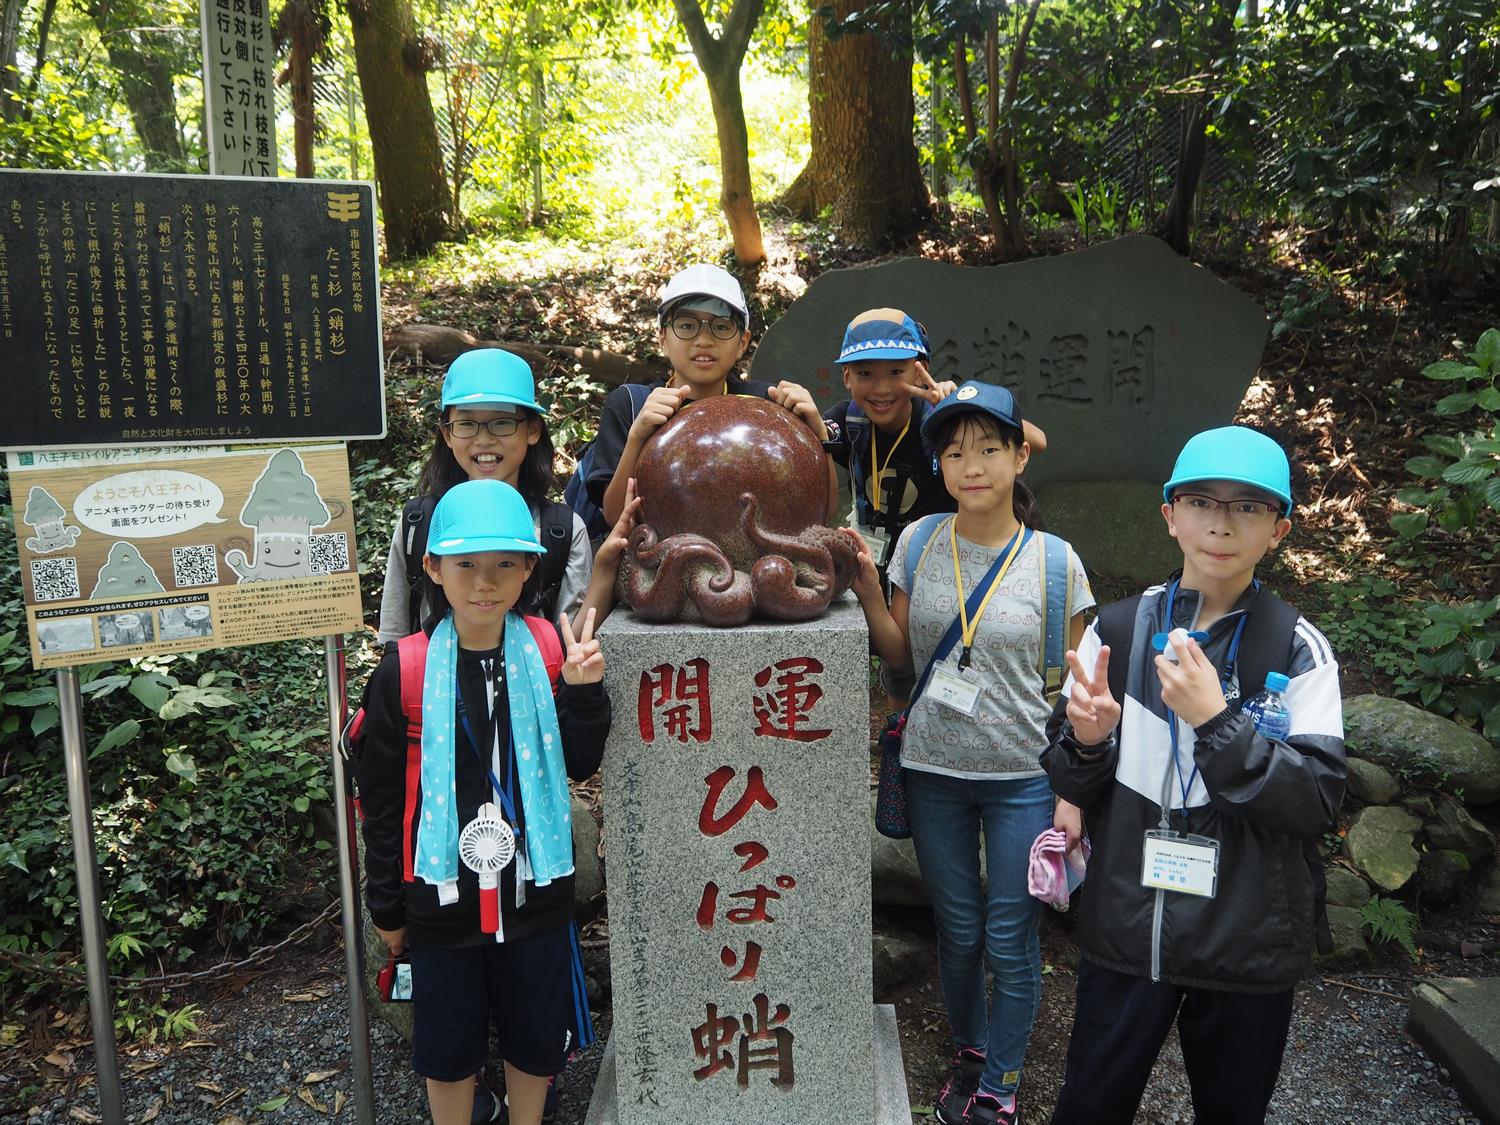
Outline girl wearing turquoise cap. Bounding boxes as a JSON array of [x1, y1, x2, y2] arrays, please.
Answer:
[[378, 349, 592, 647]]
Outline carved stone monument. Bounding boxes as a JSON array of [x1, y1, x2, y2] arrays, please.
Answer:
[[749, 234, 1269, 493], [585, 599, 910, 1125]]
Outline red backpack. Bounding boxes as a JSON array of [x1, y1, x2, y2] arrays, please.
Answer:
[[340, 616, 565, 880]]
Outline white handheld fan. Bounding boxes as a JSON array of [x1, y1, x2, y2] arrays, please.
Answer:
[[458, 802, 516, 934]]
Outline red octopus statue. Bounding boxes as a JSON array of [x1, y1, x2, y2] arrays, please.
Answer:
[[616, 395, 860, 626]]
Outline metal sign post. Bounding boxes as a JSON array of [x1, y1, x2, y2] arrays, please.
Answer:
[[56, 666, 125, 1125], [325, 631, 376, 1124]]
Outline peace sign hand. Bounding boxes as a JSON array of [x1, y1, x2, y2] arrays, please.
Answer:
[[560, 607, 604, 685], [899, 360, 956, 405], [1064, 645, 1121, 747]]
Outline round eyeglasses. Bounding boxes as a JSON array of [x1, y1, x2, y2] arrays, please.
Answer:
[[444, 416, 523, 438], [667, 314, 741, 341]]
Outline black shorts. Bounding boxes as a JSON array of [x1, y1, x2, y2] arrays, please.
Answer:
[[408, 923, 595, 1082]]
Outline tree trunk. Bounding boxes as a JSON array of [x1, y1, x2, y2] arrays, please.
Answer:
[[19, 0, 57, 121], [345, 0, 454, 258], [1156, 1, 1237, 256], [279, 0, 321, 178], [673, 0, 766, 265], [0, 0, 23, 122], [87, 0, 185, 169], [781, 0, 928, 246]]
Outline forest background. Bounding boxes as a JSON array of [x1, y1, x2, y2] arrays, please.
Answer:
[[0, 0, 1497, 1071]]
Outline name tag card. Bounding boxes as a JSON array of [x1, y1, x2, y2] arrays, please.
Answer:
[[928, 665, 981, 716], [1141, 829, 1219, 898]]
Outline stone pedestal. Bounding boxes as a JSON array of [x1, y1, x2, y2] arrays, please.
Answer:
[[587, 597, 896, 1125]]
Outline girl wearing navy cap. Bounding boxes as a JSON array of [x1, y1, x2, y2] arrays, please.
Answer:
[[847, 381, 1092, 1125]]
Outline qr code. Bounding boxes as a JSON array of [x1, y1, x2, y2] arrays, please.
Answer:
[[172, 545, 219, 588], [31, 557, 80, 602], [310, 532, 349, 575]]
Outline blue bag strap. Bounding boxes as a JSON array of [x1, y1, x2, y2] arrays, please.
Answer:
[[901, 512, 948, 594], [1036, 531, 1074, 704]]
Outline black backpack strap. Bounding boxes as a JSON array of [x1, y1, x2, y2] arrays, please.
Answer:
[[522, 501, 573, 619], [1235, 586, 1301, 703], [401, 496, 438, 633], [1093, 594, 1141, 708]]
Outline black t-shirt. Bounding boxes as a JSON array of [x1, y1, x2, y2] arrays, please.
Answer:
[[584, 376, 774, 505], [822, 398, 954, 543]]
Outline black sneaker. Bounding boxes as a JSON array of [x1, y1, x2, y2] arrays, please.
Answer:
[[965, 1091, 1017, 1125], [471, 1073, 502, 1124], [933, 1047, 985, 1125]]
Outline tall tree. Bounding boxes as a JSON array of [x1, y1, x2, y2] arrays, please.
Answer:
[[85, 0, 186, 169], [277, 0, 329, 177], [0, 0, 24, 120], [782, 0, 928, 246], [1154, 0, 1237, 255], [345, 0, 454, 258], [672, 0, 766, 265]]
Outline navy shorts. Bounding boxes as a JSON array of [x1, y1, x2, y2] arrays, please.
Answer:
[[408, 923, 595, 1082]]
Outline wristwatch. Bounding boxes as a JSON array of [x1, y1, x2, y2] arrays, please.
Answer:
[[1059, 723, 1116, 760]]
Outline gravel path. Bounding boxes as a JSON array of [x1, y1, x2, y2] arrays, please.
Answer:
[[2, 934, 1490, 1125]]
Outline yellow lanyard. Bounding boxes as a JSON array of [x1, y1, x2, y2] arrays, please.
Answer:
[[867, 420, 909, 513], [950, 520, 1027, 669]]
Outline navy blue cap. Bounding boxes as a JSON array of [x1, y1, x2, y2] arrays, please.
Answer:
[[920, 380, 1024, 452]]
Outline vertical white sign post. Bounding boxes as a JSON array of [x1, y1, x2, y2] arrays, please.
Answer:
[[200, 0, 279, 177]]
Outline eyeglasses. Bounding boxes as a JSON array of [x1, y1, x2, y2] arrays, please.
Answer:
[[444, 416, 523, 438], [667, 314, 741, 341], [1171, 493, 1280, 521]]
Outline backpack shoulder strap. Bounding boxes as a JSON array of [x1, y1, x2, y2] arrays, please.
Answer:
[[1093, 594, 1141, 707], [535, 502, 573, 614], [394, 631, 429, 883], [1036, 532, 1075, 703], [523, 615, 565, 689], [901, 513, 953, 594], [1236, 586, 1301, 701], [400, 495, 438, 591]]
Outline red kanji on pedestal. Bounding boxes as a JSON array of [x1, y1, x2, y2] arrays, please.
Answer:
[[720, 941, 762, 982], [752, 657, 832, 742], [638, 658, 711, 744], [699, 765, 777, 837], [691, 1003, 739, 1081], [738, 992, 795, 1089]]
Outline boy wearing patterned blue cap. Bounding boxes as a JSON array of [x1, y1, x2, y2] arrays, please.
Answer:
[[1042, 426, 1346, 1125], [822, 309, 1047, 572]]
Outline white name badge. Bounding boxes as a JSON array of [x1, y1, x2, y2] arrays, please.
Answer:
[[863, 525, 892, 566], [928, 665, 981, 716], [1141, 830, 1220, 898]]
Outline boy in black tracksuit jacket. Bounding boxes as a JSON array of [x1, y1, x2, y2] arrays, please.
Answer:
[[1041, 427, 1345, 1125]]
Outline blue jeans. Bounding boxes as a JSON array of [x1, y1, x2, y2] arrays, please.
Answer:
[[906, 768, 1053, 1098]]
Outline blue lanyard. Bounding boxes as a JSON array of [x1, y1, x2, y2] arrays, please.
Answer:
[[1163, 579, 1251, 816], [457, 687, 520, 830]]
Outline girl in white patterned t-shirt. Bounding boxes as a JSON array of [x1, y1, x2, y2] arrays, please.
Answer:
[[847, 380, 1093, 1125]]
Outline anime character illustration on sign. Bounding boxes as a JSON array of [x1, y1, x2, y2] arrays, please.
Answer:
[[224, 448, 333, 582], [22, 487, 82, 554]]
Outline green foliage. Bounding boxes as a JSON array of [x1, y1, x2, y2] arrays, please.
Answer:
[[1358, 896, 1418, 959], [0, 480, 333, 1012], [115, 997, 203, 1044]]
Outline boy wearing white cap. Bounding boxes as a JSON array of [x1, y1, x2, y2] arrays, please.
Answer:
[[586, 264, 835, 526]]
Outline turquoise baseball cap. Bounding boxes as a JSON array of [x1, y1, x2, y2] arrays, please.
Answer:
[[428, 480, 544, 556], [1163, 426, 1293, 514], [441, 350, 539, 412]]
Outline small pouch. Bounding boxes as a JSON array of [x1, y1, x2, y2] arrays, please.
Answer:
[[874, 712, 911, 840], [377, 954, 413, 1002]]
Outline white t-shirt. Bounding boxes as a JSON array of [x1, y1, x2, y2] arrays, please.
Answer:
[[889, 521, 1094, 780]]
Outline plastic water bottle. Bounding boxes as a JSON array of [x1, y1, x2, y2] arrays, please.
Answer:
[[1242, 672, 1292, 740]]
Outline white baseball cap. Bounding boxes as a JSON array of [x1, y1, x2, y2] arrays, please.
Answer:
[[658, 264, 749, 324]]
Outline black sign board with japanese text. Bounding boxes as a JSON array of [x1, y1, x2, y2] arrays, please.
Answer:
[[0, 170, 384, 451]]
